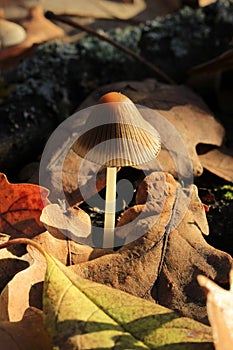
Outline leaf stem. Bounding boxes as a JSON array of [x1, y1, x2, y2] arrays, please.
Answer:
[[0, 237, 46, 257]]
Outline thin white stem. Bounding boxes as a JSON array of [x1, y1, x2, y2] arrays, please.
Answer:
[[103, 167, 117, 247]]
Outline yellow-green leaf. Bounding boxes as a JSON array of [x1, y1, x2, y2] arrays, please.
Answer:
[[43, 252, 213, 350]]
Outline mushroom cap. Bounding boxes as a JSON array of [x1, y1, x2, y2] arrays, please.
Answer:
[[0, 19, 26, 48], [73, 92, 161, 167]]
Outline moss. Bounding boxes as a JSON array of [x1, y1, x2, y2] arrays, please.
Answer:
[[140, 0, 233, 79], [219, 185, 233, 200]]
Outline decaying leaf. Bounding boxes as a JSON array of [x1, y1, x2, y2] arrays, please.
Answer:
[[198, 270, 233, 350], [0, 172, 49, 237], [79, 79, 225, 179], [0, 243, 46, 321], [0, 5, 64, 68], [0, 307, 52, 350], [40, 202, 91, 241], [42, 248, 213, 349], [0, 228, 71, 322], [40, 202, 114, 263], [0, 233, 30, 293], [189, 48, 233, 76], [41, 0, 187, 22], [69, 171, 232, 323], [0, 221, 102, 322], [41, 0, 145, 19], [43, 141, 113, 205], [199, 148, 233, 183]]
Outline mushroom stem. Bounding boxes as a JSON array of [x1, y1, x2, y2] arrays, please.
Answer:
[[103, 167, 117, 247]]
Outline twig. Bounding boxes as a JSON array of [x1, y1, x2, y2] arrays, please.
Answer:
[[45, 11, 175, 84]]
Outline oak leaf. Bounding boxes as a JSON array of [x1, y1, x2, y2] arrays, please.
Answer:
[[41, 0, 182, 21], [79, 79, 225, 179], [0, 173, 49, 237], [199, 148, 233, 183], [69, 171, 232, 323], [0, 227, 72, 322]]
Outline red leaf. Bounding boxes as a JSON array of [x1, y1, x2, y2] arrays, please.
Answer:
[[0, 173, 49, 237]]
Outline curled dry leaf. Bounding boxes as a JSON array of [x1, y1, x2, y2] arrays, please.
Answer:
[[0, 233, 30, 293], [42, 0, 182, 21], [40, 202, 114, 263], [198, 271, 233, 350], [0, 228, 72, 322], [189, 48, 233, 76], [79, 79, 225, 179], [0, 5, 64, 68], [199, 148, 233, 183], [41, 0, 146, 19], [40, 202, 91, 240], [0, 172, 49, 237], [70, 171, 233, 323], [0, 307, 52, 350], [0, 243, 46, 321]]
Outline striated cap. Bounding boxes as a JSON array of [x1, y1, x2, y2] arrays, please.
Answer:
[[72, 92, 161, 167]]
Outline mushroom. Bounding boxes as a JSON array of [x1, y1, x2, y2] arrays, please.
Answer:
[[0, 19, 26, 48], [73, 92, 161, 247]]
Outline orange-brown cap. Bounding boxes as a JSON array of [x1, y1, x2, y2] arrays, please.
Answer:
[[73, 92, 161, 167]]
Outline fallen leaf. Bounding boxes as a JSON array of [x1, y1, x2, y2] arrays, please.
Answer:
[[198, 270, 233, 350], [0, 224, 76, 322], [42, 247, 213, 349], [42, 138, 116, 206], [41, 0, 146, 20], [199, 0, 217, 6], [40, 202, 91, 241], [189, 48, 233, 76], [69, 171, 232, 323], [0, 173, 49, 237], [78, 79, 225, 178], [0, 307, 52, 350], [199, 148, 233, 182], [0, 224, 100, 321], [40, 202, 114, 263], [0, 233, 30, 293], [0, 243, 46, 321], [0, 5, 64, 69]]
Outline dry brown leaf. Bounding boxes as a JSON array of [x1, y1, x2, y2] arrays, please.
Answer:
[[0, 5, 64, 68], [40, 203, 114, 263], [79, 79, 225, 179], [199, 0, 217, 6], [189, 48, 233, 76], [41, 0, 145, 19], [0, 307, 52, 350], [69, 171, 232, 323], [198, 271, 233, 350], [0, 233, 30, 293], [44, 144, 114, 206], [0, 243, 46, 321], [0, 228, 71, 321], [41, 0, 177, 20], [199, 148, 233, 182]]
